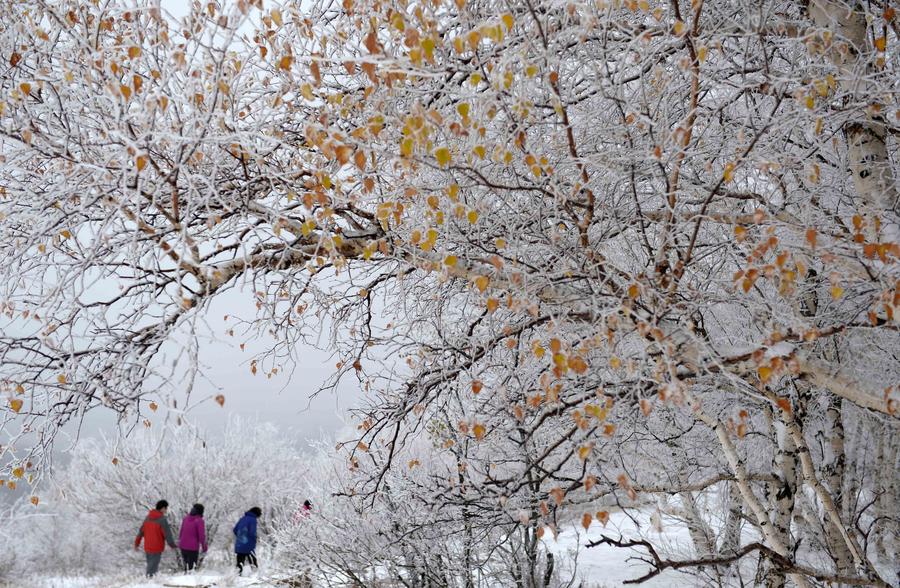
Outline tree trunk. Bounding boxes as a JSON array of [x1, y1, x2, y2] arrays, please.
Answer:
[[821, 394, 854, 574], [809, 0, 900, 241]]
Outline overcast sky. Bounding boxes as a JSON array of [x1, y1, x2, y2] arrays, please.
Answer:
[[62, 0, 359, 448]]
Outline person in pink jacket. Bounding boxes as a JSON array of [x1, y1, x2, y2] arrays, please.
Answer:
[[178, 503, 208, 571]]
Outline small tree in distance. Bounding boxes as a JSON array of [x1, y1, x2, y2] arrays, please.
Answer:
[[0, 418, 305, 578]]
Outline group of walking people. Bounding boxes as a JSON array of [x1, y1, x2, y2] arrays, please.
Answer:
[[133, 498, 311, 577]]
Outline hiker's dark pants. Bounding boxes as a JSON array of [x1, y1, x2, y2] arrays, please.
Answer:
[[236, 551, 258, 574], [181, 549, 199, 571], [145, 552, 162, 577]]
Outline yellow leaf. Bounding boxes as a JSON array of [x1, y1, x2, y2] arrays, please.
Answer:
[[627, 284, 640, 299], [473, 145, 486, 159], [20, 82, 31, 95], [400, 137, 413, 157], [758, 365, 773, 383], [673, 20, 686, 35], [474, 275, 489, 292], [830, 285, 844, 299], [8, 399, 23, 413], [434, 147, 451, 167], [421, 38, 435, 61], [444, 255, 458, 267], [57, 374, 67, 384], [467, 210, 479, 224], [128, 46, 141, 59], [502, 13, 514, 30], [278, 55, 293, 71], [697, 46, 708, 62], [457, 103, 470, 118], [578, 445, 592, 461], [723, 162, 735, 183], [30, 495, 39, 506], [12, 467, 24, 479], [271, 9, 283, 26], [136, 155, 148, 172], [874, 36, 887, 52], [486, 297, 499, 313], [473, 423, 486, 440]]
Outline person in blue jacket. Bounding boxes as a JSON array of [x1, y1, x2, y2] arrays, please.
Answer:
[[233, 506, 262, 574]]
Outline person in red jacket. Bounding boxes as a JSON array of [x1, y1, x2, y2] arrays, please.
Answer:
[[134, 499, 178, 577]]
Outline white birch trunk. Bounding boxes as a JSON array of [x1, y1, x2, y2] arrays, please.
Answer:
[[821, 394, 854, 573], [697, 411, 812, 588], [779, 408, 883, 582], [809, 0, 900, 242]]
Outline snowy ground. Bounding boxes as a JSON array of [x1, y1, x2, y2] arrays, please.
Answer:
[[11, 511, 697, 588], [544, 509, 693, 587], [9, 572, 283, 588]]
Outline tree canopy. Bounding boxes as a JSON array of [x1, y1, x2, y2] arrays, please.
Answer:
[[1, 0, 898, 585]]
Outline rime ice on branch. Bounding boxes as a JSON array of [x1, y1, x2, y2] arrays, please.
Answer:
[[1, 1, 898, 585]]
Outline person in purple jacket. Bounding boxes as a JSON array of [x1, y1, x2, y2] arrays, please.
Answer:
[[178, 503, 208, 572]]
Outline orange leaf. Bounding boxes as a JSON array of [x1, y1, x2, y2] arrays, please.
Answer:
[[353, 150, 367, 171], [472, 423, 486, 440], [8, 399, 23, 413], [471, 380, 483, 394], [639, 398, 652, 416], [805, 228, 817, 249], [215, 394, 225, 407], [596, 510, 610, 526], [581, 512, 593, 530], [335, 145, 353, 165], [775, 397, 792, 413], [549, 487, 565, 506]]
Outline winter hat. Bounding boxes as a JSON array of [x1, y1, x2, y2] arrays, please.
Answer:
[[190, 503, 205, 516]]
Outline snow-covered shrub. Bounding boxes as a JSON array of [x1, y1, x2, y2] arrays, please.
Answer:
[[0, 418, 306, 579]]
